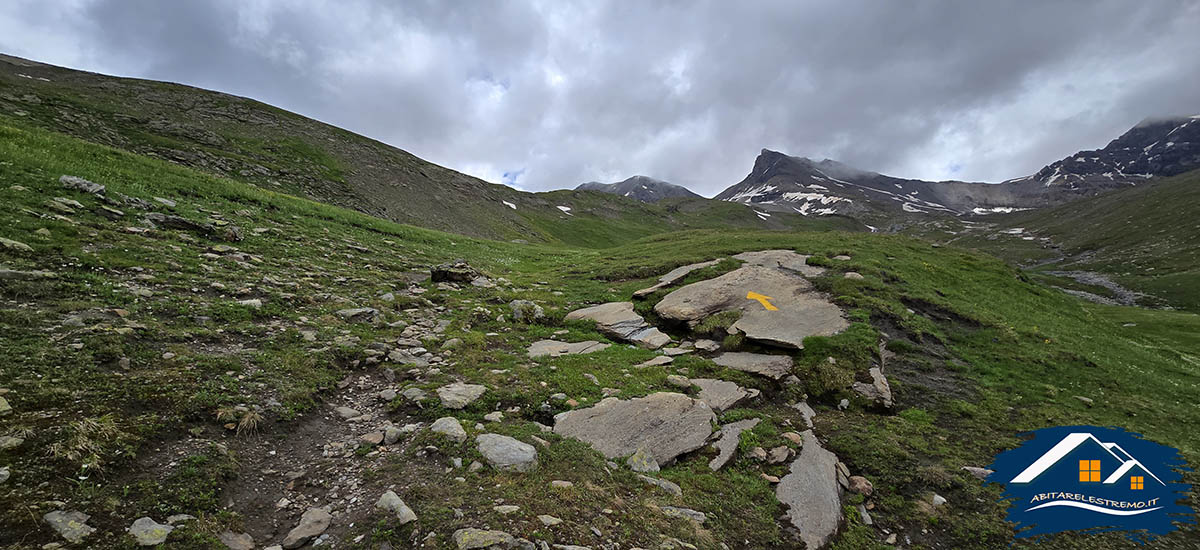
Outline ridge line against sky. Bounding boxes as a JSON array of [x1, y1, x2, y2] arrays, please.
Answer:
[[2, 0, 1198, 196]]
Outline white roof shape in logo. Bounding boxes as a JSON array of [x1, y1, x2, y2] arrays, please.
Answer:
[[1010, 432, 1165, 486]]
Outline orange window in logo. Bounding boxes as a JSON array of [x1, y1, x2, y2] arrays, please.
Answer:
[[1131, 476, 1144, 490], [1079, 460, 1101, 482]]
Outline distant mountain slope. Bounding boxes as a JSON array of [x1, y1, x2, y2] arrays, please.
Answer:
[[716, 118, 1200, 224], [0, 54, 845, 247], [576, 175, 702, 202]]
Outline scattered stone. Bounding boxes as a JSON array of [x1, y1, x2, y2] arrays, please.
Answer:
[[732, 250, 825, 276], [0, 396, 11, 416], [334, 406, 361, 419], [509, 300, 545, 322], [527, 339, 611, 358], [932, 493, 947, 507], [218, 531, 254, 550], [0, 466, 9, 484], [554, 392, 715, 466], [662, 347, 692, 357], [768, 445, 792, 464], [712, 352, 793, 380], [154, 197, 176, 208], [441, 338, 462, 350], [550, 480, 574, 489], [237, 298, 262, 308], [633, 259, 720, 298], [1075, 395, 1095, 407], [360, 432, 384, 446], [776, 431, 843, 549], [538, 515, 563, 526], [636, 356, 674, 368], [128, 517, 173, 546], [452, 528, 515, 550], [470, 275, 495, 288], [493, 505, 520, 514], [655, 265, 846, 349], [383, 425, 403, 445], [431, 417, 468, 443], [335, 307, 378, 322], [60, 175, 105, 194], [0, 435, 25, 450], [833, 255, 852, 261], [962, 466, 994, 480], [484, 411, 504, 422], [837, 398, 850, 410], [852, 367, 894, 409], [44, 511, 96, 544], [857, 504, 873, 526], [166, 514, 195, 524], [0, 237, 33, 252], [282, 507, 332, 549], [791, 401, 817, 429], [376, 491, 417, 525], [379, 389, 397, 402], [96, 205, 125, 219], [848, 476, 873, 496], [476, 433, 538, 472], [690, 378, 748, 412], [843, 272, 864, 280], [661, 506, 706, 524], [708, 418, 760, 471], [626, 446, 660, 472], [401, 387, 428, 402], [638, 474, 682, 496], [438, 382, 487, 409], [693, 339, 721, 352], [0, 268, 57, 280], [565, 302, 671, 349]]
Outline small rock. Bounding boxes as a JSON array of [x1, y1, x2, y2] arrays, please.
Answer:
[[767, 445, 792, 464], [165, 514, 195, 524], [452, 528, 515, 550], [484, 411, 504, 422], [0, 396, 11, 416], [282, 507, 332, 549], [550, 480, 574, 489], [661, 506, 706, 523], [665, 375, 691, 388], [0, 466, 10, 484], [0, 237, 33, 252], [334, 406, 361, 419], [218, 531, 254, 550], [848, 475, 873, 496], [375, 491, 417, 525], [493, 505, 520, 514], [476, 433, 538, 472], [360, 432, 384, 446], [437, 382, 487, 409], [384, 426, 403, 445], [127, 517, 173, 546], [509, 299, 545, 322], [1074, 395, 1094, 407], [431, 417, 468, 443], [962, 466, 994, 480], [626, 446, 660, 472], [638, 474, 682, 496], [636, 356, 674, 368], [336, 307, 379, 322], [843, 272, 864, 280], [932, 493, 947, 507], [538, 515, 563, 526], [379, 389, 397, 402], [44, 511, 96, 544]]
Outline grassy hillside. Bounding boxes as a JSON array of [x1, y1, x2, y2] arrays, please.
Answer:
[[1, 120, 1197, 549], [0, 54, 850, 248]]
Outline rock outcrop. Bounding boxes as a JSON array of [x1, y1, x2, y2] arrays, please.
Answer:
[[776, 431, 843, 549], [553, 392, 715, 465], [565, 302, 671, 349]]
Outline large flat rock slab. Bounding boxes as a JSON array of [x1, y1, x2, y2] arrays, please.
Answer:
[[553, 392, 715, 465], [527, 339, 611, 358], [732, 250, 826, 277], [654, 265, 846, 349], [633, 259, 720, 298], [564, 302, 670, 349], [712, 352, 793, 380], [777, 430, 843, 549]]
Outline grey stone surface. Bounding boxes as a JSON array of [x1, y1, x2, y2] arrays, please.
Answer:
[[565, 302, 670, 349], [282, 507, 332, 549], [632, 259, 720, 298], [218, 531, 254, 550], [44, 510, 96, 543], [553, 392, 714, 466], [712, 352, 794, 380], [708, 418, 761, 471], [638, 474, 683, 496], [437, 382, 487, 409], [128, 517, 173, 546], [776, 431, 843, 550], [690, 378, 748, 412], [661, 506, 707, 523], [654, 265, 846, 349], [476, 433, 538, 472], [732, 250, 825, 277], [453, 528, 516, 549], [376, 491, 417, 524], [431, 417, 468, 443], [527, 339, 611, 358], [852, 367, 894, 408]]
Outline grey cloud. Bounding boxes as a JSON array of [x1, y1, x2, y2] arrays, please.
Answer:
[[1, 0, 1197, 195]]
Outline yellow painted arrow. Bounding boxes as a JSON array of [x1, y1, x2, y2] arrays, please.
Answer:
[[746, 291, 778, 311]]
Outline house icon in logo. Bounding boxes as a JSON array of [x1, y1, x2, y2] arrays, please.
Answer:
[[1010, 432, 1165, 491]]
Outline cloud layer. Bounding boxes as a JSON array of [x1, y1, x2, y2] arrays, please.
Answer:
[[2, 0, 1198, 195]]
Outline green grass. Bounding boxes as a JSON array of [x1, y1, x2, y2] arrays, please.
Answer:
[[1, 114, 1198, 550]]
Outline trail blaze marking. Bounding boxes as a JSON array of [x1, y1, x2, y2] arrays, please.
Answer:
[[746, 291, 778, 311]]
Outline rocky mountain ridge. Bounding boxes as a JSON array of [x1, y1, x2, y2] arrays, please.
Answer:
[[575, 175, 702, 203]]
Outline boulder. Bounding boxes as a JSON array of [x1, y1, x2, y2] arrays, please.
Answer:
[[712, 352, 793, 380], [690, 378, 748, 412], [654, 265, 846, 349], [509, 300, 545, 322], [708, 418, 760, 471], [553, 392, 714, 466], [431, 261, 479, 283], [60, 175, 105, 195], [776, 431, 843, 549], [282, 507, 332, 549], [565, 302, 670, 349], [376, 491, 417, 524], [476, 434, 538, 472], [732, 250, 825, 277], [128, 517, 173, 546], [437, 382, 487, 409], [431, 417, 468, 443], [527, 339, 610, 358], [0, 237, 33, 253], [632, 259, 720, 298]]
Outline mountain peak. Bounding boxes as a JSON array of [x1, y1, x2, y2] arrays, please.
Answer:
[[575, 175, 701, 203]]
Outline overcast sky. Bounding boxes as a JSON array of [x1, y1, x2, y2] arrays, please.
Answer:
[[2, 1, 1198, 195]]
